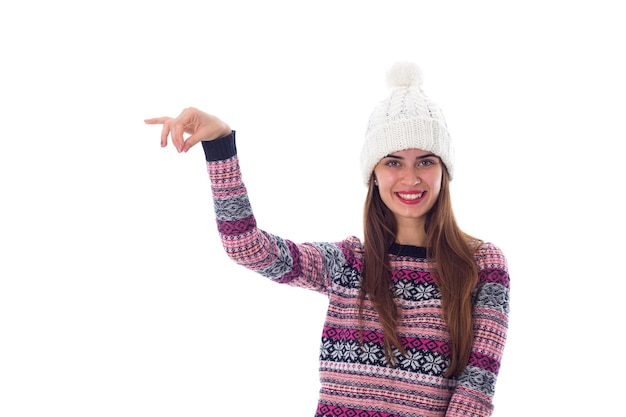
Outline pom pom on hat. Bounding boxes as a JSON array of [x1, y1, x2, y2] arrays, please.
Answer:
[[360, 61, 454, 186], [386, 61, 424, 89]]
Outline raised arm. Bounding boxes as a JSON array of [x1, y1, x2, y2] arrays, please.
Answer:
[[146, 108, 343, 295]]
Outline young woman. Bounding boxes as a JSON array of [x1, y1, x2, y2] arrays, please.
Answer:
[[145, 62, 510, 417]]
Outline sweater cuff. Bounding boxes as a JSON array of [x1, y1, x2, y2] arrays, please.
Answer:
[[201, 131, 237, 162]]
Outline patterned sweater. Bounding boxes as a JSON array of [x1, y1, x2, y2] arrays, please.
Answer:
[[202, 133, 510, 417]]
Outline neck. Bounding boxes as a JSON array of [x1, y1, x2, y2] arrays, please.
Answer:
[[395, 218, 427, 247]]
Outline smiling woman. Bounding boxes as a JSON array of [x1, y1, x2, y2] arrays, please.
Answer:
[[145, 61, 510, 417], [373, 149, 444, 245]]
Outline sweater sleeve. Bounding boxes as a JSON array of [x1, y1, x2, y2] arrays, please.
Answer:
[[201, 132, 337, 294], [445, 242, 510, 417]]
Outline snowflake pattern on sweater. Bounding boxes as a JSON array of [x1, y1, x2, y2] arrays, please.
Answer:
[[202, 133, 510, 417]]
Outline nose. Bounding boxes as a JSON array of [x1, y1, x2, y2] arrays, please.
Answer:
[[401, 168, 421, 186]]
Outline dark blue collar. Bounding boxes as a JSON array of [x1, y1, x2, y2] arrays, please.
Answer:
[[389, 243, 427, 258]]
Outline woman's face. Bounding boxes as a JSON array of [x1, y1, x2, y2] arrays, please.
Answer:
[[373, 148, 443, 226]]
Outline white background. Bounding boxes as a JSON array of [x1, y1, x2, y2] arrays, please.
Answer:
[[1, 1, 624, 416]]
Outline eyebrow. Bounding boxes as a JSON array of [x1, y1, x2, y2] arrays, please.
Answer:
[[383, 153, 437, 160]]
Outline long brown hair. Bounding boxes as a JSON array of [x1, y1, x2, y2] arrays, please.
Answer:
[[359, 168, 480, 377]]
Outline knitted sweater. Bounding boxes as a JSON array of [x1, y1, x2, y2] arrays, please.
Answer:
[[202, 133, 510, 417]]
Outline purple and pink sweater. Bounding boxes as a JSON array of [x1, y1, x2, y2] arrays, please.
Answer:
[[202, 133, 510, 417]]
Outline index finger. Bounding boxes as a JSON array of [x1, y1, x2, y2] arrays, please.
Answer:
[[145, 117, 172, 148], [144, 117, 170, 125]]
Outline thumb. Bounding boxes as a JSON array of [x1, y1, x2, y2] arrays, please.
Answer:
[[181, 133, 204, 153]]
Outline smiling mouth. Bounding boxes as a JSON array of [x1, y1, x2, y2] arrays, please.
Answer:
[[396, 192, 424, 200]]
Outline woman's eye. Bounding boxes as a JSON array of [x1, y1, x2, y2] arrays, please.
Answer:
[[385, 160, 400, 167], [418, 159, 435, 167]]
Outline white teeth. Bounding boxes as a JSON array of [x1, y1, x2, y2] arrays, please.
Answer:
[[398, 192, 423, 200]]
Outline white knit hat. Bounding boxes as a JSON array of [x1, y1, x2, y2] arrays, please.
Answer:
[[360, 61, 454, 185]]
